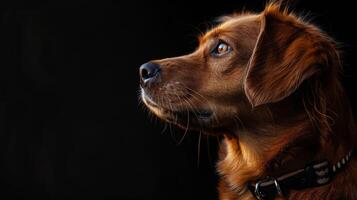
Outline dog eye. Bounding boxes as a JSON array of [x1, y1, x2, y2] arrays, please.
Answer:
[[212, 41, 232, 56]]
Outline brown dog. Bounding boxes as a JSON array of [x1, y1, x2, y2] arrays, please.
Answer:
[[139, 3, 357, 200]]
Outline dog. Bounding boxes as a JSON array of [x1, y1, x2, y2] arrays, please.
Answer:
[[139, 3, 357, 200]]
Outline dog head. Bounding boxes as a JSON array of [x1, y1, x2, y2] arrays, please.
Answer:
[[139, 4, 340, 135]]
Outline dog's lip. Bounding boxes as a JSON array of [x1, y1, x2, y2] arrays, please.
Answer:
[[144, 99, 213, 121], [141, 88, 214, 126], [197, 110, 212, 118], [141, 88, 159, 107], [172, 109, 213, 120]]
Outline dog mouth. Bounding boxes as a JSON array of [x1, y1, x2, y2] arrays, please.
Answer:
[[141, 89, 214, 129], [170, 109, 213, 122]]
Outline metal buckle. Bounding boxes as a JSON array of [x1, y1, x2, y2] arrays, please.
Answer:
[[254, 179, 265, 200], [254, 176, 284, 200]]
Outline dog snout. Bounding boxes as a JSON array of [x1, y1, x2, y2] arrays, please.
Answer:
[[139, 62, 161, 86]]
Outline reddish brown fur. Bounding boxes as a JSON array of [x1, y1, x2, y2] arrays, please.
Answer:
[[140, 3, 357, 200]]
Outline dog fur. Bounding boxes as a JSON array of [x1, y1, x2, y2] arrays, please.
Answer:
[[140, 3, 357, 200]]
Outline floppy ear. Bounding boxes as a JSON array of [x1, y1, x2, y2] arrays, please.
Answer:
[[244, 9, 328, 107]]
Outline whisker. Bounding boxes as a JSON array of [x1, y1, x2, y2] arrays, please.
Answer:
[[168, 93, 180, 143], [181, 84, 220, 125], [175, 85, 206, 131], [234, 116, 245, 130], [206, 134, 212, 165], [182, 95, 208, 133], [176, 91, 190, 145], [197, 131, 202, 167], [160, 121, 168, 135]]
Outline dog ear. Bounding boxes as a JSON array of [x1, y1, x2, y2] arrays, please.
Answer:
[[244, 8, 331, 107]]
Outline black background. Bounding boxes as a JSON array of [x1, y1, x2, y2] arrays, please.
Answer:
[[0, 1, 356, 200]]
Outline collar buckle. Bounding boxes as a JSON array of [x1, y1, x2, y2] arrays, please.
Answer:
[[254, 179, 265, 200], [254, 176, 283, 200], [249, 150, 353, 200]]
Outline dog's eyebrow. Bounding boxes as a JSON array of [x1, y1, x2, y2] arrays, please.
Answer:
[[199, 29, 223, 45]]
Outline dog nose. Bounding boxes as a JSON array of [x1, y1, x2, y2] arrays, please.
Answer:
[[139, 62, 161, 85]]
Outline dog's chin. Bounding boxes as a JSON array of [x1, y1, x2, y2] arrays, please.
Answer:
[[141, 92, 224, 134]]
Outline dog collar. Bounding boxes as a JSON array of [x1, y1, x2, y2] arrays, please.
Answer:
[[248, 150, 354, 200]]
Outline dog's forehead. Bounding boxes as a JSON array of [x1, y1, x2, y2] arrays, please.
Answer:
[[201, 14, 260, 42], [219, 14, 260, 30]]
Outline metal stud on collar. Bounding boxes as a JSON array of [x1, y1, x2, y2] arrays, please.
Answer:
[[332, 150, 353, 173]]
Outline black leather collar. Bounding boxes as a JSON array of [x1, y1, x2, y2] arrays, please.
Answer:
[[248, 150, 354, 200]]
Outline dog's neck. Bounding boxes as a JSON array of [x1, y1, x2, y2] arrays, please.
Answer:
[[217, 92, 357, 199]]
